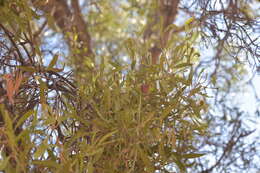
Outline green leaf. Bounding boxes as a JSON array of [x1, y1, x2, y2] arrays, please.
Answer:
[[18, 66, 37, 72], [33, 144, 46, 158], [131, 59, 136, 70], [175, 63, 192, 69], [32, 160, 59, 168], [171, 152, 186, 172], [161, 103, 177, 119], [16, 129, 30, 142], [84, 58, 95, 69], [109, 61, 124, 72], [34, 139, 48, 158], [91, 102, 110, 123], [174, 76, 189, 86], [39, 79, 47, 104], [185, 17, 195, 25], [48, 54, 59, 68], [87, 162, 94, 173], [0, 156, 10, 170], [47, 149, 57, 161], [0, 104, 16, 148], [188, 67, 194, 85], [125, 38, 135, 58], [165, 23, 179, 32], [87, 147, 104, 157], [182, 153, 205, 158], [46, 67, 64, 72], [188, 86, 202, 97], [14, 109, 34, 130], [137, 147, 154, 172], [0, 0, 5, 7], [97, 130, 118, 146]]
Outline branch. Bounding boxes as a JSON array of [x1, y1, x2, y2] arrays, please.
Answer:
[[0, 24, 25, 65], [33, 0, 94, 74], [150, 0, 180, 65], [71, 0, 93, 57]]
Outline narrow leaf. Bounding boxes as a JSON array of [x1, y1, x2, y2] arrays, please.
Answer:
[[182, 153, 205, 158], [32, 160, 59, 168], [14, 109, 34, 130], [48, 54, 59, 68], [18, 66, 37, 72]]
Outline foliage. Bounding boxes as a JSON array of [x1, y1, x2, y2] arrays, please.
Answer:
[[0, 0, 259, 173]]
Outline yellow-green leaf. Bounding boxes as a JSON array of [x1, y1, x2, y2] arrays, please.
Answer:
[[14, 109, 34, 130], [182, 153, 205, 158], [18, 66, 36, 72], [32, 160, 59, 168], [98, 130, 118, 146], [48, 54, 59, 68]]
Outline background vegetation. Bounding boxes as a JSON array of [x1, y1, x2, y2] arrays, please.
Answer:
[[0, 0, 259, 172]]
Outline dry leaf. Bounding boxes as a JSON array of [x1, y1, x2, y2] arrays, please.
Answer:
[[141, 84, 150, 94], [3, 71, 23, 104]]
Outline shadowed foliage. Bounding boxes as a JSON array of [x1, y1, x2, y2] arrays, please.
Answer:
[[0, 0, 259, 173]]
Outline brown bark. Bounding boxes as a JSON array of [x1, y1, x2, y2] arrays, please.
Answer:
[[149, 0, 180, 65], [32, 0, 94, 74]]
